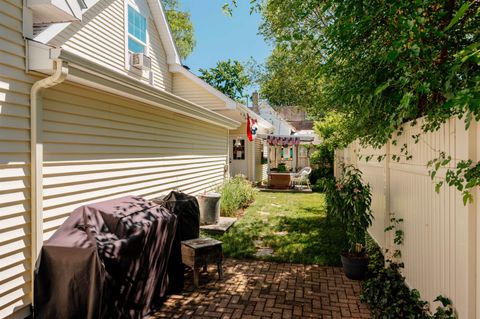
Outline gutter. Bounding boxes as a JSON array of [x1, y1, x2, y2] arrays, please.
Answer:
[[30, 59, 68, 297], [27, 42, 240, 129]]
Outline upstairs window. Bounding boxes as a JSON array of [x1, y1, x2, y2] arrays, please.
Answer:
[[128, 5, 147, 53]]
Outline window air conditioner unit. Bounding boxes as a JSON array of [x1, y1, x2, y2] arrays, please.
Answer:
[[131, 53, 152, 70]]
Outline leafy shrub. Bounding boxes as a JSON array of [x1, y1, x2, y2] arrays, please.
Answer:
[[217, 175, 257, 216], [277, 163, 287, 172], [309, 167, 333, 185], [324, 165, 373, 253], [361, 236, 456, 319], [309, 143, 334, 191]]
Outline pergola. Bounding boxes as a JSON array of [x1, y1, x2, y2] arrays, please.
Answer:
[[257, 134, 315, 188]]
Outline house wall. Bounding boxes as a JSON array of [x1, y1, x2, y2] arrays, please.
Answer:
[[337, 118, 479, 318], [229, 122, 247, 137], [257, 103, 293, 135], [255, 138, 267, 183], [172, 73, 226, 110], [41, 82, 229, 239], [48, 0, 173, 91], [0, 2, 230, 317], [0, 1, 36, 318], [229, 123, 265, 181]]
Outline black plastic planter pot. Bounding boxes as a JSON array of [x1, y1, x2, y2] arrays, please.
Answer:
[[340, 253, 369, 280]]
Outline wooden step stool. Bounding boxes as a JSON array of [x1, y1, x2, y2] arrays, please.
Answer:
[[181, 237, 223, 287]]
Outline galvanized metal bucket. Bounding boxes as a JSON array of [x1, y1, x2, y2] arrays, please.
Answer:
[[197, 192, 221, 225]]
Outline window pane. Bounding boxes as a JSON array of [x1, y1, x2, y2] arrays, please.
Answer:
[[139, 31, 146, 43], [128, 6, 134, 23], [127, 5, 147, 44], [128, 37, 145, 53]]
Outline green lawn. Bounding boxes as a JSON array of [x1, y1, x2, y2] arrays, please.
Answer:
[[211, 191, 348, 266]]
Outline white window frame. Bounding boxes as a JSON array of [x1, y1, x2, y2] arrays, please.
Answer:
[[124, 0, 150, 77]]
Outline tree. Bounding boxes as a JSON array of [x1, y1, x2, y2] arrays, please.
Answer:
[[199, 59, 252, 102], [257, 0, 479, 201], [162, 0, 196, 60], [258, 46, 323, 115], [314, 112, 353, 151], [258, 0, 479, 147], [224, 0, 479, 200]]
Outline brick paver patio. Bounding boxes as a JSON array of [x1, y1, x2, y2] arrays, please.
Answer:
[[152, 259, 371, 319]]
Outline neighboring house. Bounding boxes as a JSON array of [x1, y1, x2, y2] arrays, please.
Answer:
[[225, 116, 272, 183], [276, 106, 314, 133], [253, 98, 296, 136], [0, 1, 269, 318], [252, 95, 317, 171]]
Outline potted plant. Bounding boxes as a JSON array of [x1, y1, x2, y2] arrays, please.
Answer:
[[277, 163, 287, 172], [325, 165, 373, 280]]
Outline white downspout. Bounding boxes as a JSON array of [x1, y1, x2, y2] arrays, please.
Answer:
[[227, 131, 231, 179], [30, 59, 68, 294], [251, 140, 255, 182]]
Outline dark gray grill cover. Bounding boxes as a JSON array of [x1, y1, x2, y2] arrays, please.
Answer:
[[153, 191, 200, 293], [34, 196, 177, 319]]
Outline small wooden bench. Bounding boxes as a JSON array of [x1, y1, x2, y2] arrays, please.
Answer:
[[181, 237, 223, 287]]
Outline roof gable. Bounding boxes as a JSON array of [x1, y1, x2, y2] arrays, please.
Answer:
[[146, 0, 181, 65], [34, 0, 181, 66]]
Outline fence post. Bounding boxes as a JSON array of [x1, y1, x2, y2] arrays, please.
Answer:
[[469, 120, 478, 319], [453, 117, 477, 318], [384, 142, 392, 254], [465, 119, 477, 319], [334, 148, 344, 178]]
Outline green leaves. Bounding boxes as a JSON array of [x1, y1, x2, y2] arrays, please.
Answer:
[[217, 175, 257, 216], [324, 165, 373, 253], [199, 59, 252, 102], [256, 0, 479, 157], [313, 112, 353, 150], [254, 0, 480, 204], [375, 82, 390, 96], [428, 155, 479, 205], [444, 2, 472, 31], [435, 181, 443, 194], [361, 237, 457, 318], [162, 0, 195, 60]]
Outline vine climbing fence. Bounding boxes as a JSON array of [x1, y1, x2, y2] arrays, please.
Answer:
[[335, 117, 479, 318]]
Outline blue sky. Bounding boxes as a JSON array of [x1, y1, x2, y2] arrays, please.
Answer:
[[179, 0, 271, 96]]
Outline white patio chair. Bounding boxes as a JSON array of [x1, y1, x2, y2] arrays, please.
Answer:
[[290, 167, 312, 190]]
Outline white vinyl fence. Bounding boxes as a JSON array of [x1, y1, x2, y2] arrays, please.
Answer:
[[335, 117, 479, 318]]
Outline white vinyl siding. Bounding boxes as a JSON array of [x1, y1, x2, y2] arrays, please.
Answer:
[[48, 0, 172, 91], [0, 1, 35, 318], [173, 73, 227, 110], [41, 82, 228, 239], [255, 138, 267, 183], [228, 123, 272, 182], [1, 1, 232, 317]]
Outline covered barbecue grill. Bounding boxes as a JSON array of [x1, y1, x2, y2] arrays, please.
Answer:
[[34, 193, 200, 319], [152, 191, 200, 293]]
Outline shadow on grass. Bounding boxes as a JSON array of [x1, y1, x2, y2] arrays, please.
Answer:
[[205, 192, 347, 266], [265, 215, 347, 266], [207, 219, 269, 259], [211, 214, 347, 266]]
